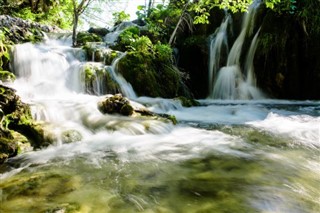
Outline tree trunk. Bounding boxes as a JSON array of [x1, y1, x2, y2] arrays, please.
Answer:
[[72, 14, 78, 47], [168, 3, 189, 46]]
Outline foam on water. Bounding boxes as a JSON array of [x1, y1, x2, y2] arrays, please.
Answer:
[[247, 112, 320, 148], [0, 127, 249, 179]]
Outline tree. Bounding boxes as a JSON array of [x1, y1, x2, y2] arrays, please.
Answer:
[[72, 0, 95, 46]]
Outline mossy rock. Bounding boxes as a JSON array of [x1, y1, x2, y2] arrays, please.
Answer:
[[0, 85, 56, 163], [88, 27, 109, 37], [175, 96, 200, 107], [97, 94, 177, 124], [0, 70, 15, 82], [76, 32, 102, 46], [0, 137, 17, 164], [83, 43, 122, 65], [0, 131, 31, 163], [118, 51, 181, 98], [81, 63, 120, 95], [98, 94, 133, 116]]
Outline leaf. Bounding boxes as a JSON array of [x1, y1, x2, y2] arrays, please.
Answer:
[[3, 52, 10, 60]]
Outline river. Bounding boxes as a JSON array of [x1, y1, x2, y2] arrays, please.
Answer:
[[0, 36, 319, 213]]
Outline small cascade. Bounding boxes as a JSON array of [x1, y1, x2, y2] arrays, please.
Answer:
[[11, 40, 86, 98], [208, 0, 264, 100], [10, 35, 137, 100], [245, 28, 261, 86], [208, 15, 231, 95], [104, 21, 137, 46], [107, 53, 137, 99]]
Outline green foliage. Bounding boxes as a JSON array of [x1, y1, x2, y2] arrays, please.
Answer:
[[265, 0, 297, 14], [154, 42, 173, 62], [190, 0, 253, 24], [8, 0, 73, 29], [113, 11, 130, 25], [136, 5, 147, 21], [136, 3, 182, 43], [130, 36, 153, 53], [264, 0, 281, 9], [76, 32, 102, 46], [116, 26, 140, 50], [295, 0, 320, 35], [0, 30, 11, 71]]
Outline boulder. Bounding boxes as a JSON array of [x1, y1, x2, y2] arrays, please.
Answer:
[[98, 94, 133, 116]]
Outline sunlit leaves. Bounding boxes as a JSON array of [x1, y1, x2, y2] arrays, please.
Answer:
[[190, 0, 253, 24]]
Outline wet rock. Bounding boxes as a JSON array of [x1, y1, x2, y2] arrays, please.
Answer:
[[97, 94, 177, 125], [61, 130, 83, 144], [81, 62, 120, 95], [98, 94, 134, 116], [88, 27, 109, 37], [0, 15, 62, 44], [0, 70, 15, 83], [0, 84, 56, 163], [175, 96, 200, 107], [83, 42, 122, 65], [76, 31, 102, 46]]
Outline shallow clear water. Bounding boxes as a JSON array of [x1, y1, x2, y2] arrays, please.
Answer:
[[1, 98, 319, 213]]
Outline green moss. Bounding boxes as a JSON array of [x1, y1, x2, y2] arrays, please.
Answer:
[[0, 70, 16, 82], [114, 26, 140, 51], [81, 63, 120, 94], [76, 32, 102, 46], [98, 94, 132, 116], [175, 96, 200, 107], [118, 50, 181, 98], [0, 85, 56, 162]]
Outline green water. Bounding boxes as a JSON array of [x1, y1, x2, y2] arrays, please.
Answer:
[[1, 125, 319, 213]]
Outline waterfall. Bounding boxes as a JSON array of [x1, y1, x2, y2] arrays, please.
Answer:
[[104, 21, 137, 46], [208, 0, 264, 100], [11, 39, 86, 98], [11, 36, 136, 99], [107, 53, 137, 99], [208, 15, 230, 96]]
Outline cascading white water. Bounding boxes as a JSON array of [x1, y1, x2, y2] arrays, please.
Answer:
[[208, 0, 264, 99], [208, 15, 230, 95], [1, 33, 319, 213], [8, 36, 143, 141], [104, 21, 138, 46], [107, 53, 137, 98]]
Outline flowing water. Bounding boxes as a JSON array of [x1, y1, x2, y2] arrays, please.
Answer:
[[0, 35, 319, 212], [209, 0, 264, 100]]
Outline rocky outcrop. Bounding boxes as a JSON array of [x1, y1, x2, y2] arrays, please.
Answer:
[[254, 7, 320, 99], [0, 84, 54, 163], [98, 94, 177, 124], [98, 94, 134, 116], [176, 4, 320, 100], [0, 15, 62, 43]]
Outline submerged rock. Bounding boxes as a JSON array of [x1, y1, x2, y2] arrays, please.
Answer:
[[61, 130, 83, 144]]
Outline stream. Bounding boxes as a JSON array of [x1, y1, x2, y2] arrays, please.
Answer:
[[0, 36, 319, 213]]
